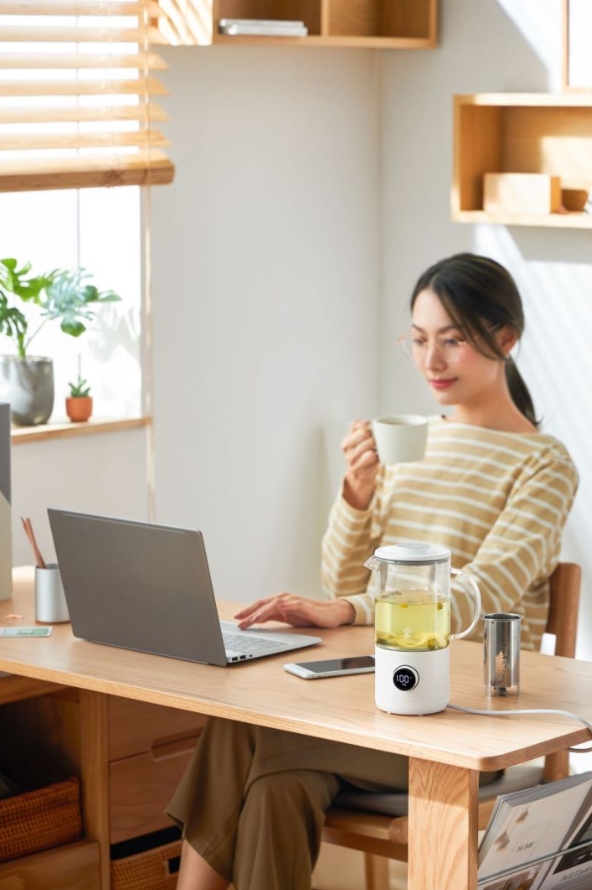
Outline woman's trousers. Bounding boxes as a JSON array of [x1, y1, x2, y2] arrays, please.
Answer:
[[166, 716, 409, 890]]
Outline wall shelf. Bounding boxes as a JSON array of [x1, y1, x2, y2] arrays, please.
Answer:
[[452, 93, 592, 228], [10, 417, 150, 446], [161, 0, 438, 48]]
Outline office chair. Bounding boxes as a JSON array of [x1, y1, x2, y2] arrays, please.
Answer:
[[322, 562, 582, 890]]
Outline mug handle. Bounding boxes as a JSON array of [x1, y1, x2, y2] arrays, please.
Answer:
[[449, 568, 482, 641]]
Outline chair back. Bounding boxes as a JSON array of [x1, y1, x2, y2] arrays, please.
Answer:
[[546, 562, 581, 658], [542, 561, 581, 781]]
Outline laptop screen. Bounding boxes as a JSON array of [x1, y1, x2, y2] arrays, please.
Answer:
[[48, 509, 228, 665]]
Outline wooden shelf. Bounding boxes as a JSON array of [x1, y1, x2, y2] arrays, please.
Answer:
[[0, 673, 66, 706], [213, 32, 434, 48], [453, 210, 592, 228], [0, 840, 100, 890], [10, 416, 150, 446], [452, 93, 592, 228], [162, 0, 438, 48]]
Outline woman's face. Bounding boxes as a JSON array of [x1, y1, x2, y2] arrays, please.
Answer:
[[410, 288, 509, 410]]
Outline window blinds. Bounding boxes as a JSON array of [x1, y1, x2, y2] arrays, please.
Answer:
[[0, 0, 175, 192]]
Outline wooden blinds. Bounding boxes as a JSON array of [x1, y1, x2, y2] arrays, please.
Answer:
[[0, 0, 174, 192]]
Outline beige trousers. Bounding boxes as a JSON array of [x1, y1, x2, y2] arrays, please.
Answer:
[[166, 717, 409, 890]]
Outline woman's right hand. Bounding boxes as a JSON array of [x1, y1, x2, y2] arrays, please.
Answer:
[[235, 594, 355, 629], [341, 420, 379, 511]]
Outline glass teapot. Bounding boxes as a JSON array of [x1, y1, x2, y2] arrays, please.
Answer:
[[365, 541, 481, 653]]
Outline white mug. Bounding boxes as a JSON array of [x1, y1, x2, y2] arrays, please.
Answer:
[[372, 414, 428, 464]]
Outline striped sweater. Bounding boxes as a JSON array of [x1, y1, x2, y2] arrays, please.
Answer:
[[321, 417, 578, 650]]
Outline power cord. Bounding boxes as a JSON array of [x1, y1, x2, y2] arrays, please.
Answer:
[[448, 703, 592, 753]]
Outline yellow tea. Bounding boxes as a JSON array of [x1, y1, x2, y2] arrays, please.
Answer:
[[375, 591, 450, 651]]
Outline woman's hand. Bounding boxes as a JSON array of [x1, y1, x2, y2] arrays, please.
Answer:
[[342, 419, 379, 510], [235, 594, 355, 630]]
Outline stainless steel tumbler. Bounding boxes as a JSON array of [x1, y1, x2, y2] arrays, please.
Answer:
[[35, 564, 69, 623], [483, 612, 522, 696]]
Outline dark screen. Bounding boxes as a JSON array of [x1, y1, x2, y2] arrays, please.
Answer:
[[295, 655, 375, 672]]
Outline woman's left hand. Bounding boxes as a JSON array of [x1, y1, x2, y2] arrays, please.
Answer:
[[235, 594, 355, 630]]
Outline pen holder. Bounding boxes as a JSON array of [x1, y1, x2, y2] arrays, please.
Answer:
[[484, 612, 522, 696], [35, 564, 69, 624]]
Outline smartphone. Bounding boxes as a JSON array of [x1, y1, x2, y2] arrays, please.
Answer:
[[283, 655, 375, 680]]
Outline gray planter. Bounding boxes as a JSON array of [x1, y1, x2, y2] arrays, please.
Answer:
[[0, 356, 55, 426]]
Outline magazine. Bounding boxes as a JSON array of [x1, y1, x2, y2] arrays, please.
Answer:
[[535, 800, 592, 889], [478, 772, 592, 890]]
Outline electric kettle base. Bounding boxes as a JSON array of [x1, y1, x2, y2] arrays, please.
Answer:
[[375, 645, 450, 716]]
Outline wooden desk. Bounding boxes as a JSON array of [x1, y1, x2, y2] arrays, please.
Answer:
[[2, 572, 592, 890]]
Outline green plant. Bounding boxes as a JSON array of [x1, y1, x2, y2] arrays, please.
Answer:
[[0, 258, 121, 359], [68, 375, 91, 398]]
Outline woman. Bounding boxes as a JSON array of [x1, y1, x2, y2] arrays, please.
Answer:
[[168, 253, 578, 890]]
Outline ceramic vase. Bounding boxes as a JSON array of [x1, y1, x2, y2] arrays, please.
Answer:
[[0, 356, 54, 426]]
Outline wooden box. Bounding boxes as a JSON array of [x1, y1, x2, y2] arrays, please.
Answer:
[[483, 173, 562, 214]]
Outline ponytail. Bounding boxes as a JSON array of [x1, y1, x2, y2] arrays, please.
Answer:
[[505, 356, 539, 427]]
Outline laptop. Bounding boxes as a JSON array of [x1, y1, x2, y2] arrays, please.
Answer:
[[47, 509, 322, 666]]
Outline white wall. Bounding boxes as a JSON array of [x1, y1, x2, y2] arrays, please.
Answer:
[[10, 430, 149, 566], [151, 48, 381, 602]]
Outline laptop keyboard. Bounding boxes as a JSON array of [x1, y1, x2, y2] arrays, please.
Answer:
[[222, 632, 280, 654]]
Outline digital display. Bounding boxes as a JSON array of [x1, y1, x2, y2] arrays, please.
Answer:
[[392, 666, 419, 691]]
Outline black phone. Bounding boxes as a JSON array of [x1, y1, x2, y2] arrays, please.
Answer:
[[283, 655, 375, 680]]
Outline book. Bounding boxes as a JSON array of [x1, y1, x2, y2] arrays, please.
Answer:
[[478, 772, 592, 890], [218, 18, 308, 37]]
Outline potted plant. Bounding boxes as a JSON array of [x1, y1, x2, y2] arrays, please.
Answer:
[[0, 258, 120, 426], [66, 360, 93, 423]]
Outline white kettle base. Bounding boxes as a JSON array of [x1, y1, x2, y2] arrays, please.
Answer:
[[375, 645, 449, 715]]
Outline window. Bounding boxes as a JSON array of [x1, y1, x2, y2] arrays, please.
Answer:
[[0, 1, 175, 424]]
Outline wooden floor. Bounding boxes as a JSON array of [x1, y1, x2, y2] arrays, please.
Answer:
[[313, 845, 407, 890]]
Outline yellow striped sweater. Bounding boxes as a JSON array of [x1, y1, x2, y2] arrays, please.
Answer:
[[321, 418, 578, 650]]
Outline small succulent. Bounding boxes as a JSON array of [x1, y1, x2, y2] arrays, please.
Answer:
[[68, 375, 91, 398]]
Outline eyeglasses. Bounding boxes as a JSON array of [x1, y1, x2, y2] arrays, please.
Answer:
[[396, 332, 468, 363]]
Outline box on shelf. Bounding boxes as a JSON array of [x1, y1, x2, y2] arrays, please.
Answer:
[[483, 173, 562, 214], [0, 776, 82, 863], [111, 826, 181, 890]]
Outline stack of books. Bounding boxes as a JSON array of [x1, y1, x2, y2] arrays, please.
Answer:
[[218, 18, 308, 38]]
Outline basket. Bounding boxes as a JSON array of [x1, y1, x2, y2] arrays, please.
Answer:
[[111, 827, 181, 890], [0, 776, 82, 863]]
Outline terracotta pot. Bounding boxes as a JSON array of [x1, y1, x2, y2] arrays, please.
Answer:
[[65, 396, 93, 423]]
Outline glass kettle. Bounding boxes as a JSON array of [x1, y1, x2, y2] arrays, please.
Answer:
[[365, 541, 481, 714]]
